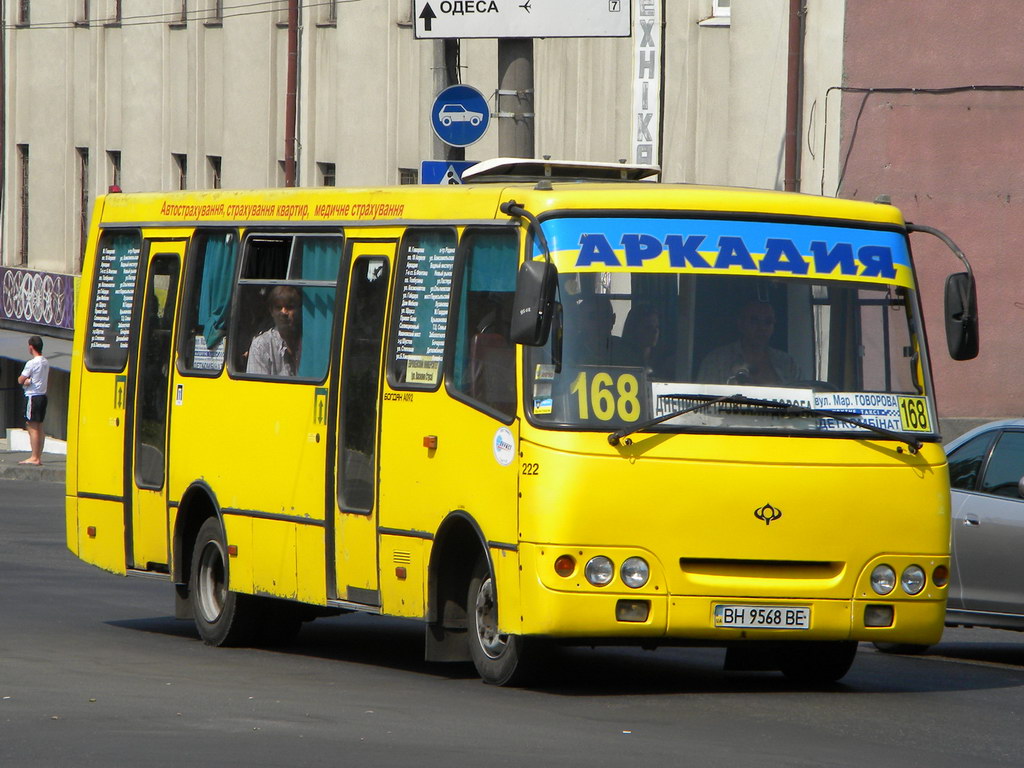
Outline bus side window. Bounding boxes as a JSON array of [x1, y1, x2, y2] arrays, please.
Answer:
[[450, 229, 518, 418], [177, 230, 238, 374], [231, 234, 341, 380]]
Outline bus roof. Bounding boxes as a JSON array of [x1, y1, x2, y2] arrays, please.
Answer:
[[93, 174, 907, 230], [462, 157, 661, 183]]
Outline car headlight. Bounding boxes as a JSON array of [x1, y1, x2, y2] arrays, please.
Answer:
[[585, 556, 615, 587], [620, 557, 650, 589], [901, 565, 926, 595], [871, 564, 896, 595]]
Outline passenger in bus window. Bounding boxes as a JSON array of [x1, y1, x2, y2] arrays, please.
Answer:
[[697, 300, 799, 386], [246, 285, 302, 376], [567, 294, 616, 366], [613, 302, 660, 372]]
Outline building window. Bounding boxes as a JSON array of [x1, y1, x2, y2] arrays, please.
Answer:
[[321, 0, 337, 25], [78, 148, 90, 270], [399, 168, 419, 185], [208, 156, 222, 189], [18, 0, 29, 26], [17, 145, 29, 265], [206, 0, 223, 24], [318, 162, 336, 187], [77, 0, 90, 26], [108, 150, 122, 191], [699, 0, 731, 27], [173, 153, 188, 190], [171, 0, 187, 26], [111, 0, 122, 23]]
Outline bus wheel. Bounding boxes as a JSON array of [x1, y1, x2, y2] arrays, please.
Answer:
[[467, 558, 527, 686], [190, 517, 256, 647], [779, 641, 857, 685]]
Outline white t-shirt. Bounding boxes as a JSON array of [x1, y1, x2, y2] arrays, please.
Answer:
[[21, 355, 49, 396]]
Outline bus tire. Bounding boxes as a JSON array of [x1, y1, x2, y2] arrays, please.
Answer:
[[467, 557, 528, 686], [190, 517, 256, 647], [779, 641, 857, 685]]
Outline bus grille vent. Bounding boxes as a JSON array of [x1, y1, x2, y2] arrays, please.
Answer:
[[679, 558, 844, 580]]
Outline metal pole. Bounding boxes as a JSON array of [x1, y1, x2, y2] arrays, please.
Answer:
[[284, 0, 298, 187], [497, 39, 534, 158], [1, 0, 6, 256], [444, 39, 465, 162], [783, 0, 805, 192]]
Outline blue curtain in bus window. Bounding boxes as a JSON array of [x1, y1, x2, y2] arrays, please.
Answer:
[[197, 233, 238, 349], [297, 237, 342, 378]]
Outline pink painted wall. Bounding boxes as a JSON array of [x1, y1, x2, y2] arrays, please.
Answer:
[[840, 3, 1024, 421]]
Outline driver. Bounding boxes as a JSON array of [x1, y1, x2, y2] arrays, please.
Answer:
[[698, 300, 800, 385]]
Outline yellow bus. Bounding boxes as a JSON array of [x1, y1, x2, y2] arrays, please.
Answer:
[[66, 159, 979, 685]]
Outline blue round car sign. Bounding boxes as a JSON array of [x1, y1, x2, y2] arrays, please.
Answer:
[[431, 85, 490, 148]]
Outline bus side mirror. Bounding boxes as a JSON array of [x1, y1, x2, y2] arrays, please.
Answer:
[[944, 272, 979, 360], [510, 260, 557, 346]]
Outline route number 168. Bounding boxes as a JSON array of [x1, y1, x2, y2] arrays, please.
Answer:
[[569, 371, 641, 423]]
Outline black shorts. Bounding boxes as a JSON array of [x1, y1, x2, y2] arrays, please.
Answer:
[[25, 394, 47, 424]]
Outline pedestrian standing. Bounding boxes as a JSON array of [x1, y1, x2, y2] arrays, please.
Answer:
[[18, 335, 49, 466]]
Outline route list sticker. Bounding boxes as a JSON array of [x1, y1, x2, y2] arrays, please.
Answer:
[[87, 234, 141, 369], [393, 238, 456, 387]]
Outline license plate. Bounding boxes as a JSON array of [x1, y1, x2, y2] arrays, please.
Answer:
[[714, 604, 810, 629]]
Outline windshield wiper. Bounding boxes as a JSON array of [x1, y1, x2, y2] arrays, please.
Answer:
[[608, 393, 924, 453], [607, 394, 740, 446]]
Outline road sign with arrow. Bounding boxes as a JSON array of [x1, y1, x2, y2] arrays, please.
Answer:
[[413, 0, 630, 39]]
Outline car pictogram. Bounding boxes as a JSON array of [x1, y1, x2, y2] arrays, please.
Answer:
[[439, 104, 484, 127]]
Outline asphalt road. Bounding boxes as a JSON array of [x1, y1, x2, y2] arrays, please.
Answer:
[[3, 478, 1024, 767]]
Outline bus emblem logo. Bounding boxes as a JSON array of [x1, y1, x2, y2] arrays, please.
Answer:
[[754, 503, 782, 526]]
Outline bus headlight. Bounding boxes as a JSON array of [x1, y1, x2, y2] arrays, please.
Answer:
[[871, 564, 896, 595], [901, 565, 926, 595], [585, 556, 615, 587], [620, 557, 650, 589]]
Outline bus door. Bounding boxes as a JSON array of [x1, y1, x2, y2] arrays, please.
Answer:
[[129, 241, 184, 571], [331, 241, 394, 605]]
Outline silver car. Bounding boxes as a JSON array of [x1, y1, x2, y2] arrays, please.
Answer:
[[946, 418, 1024, 630], [877, 419, 1024, 653]]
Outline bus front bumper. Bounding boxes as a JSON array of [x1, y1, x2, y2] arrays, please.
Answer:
[[515, 586, 946, 646]]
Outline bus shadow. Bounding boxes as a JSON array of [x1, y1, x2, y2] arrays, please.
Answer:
[[105, 614, 1024, 696], [898, 641, 1024, 669], [106, 612, 475, 680]]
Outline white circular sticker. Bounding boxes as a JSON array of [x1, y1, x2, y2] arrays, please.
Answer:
[[493, 427, 515, 467]]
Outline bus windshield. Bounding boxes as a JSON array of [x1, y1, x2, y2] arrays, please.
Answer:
[[525, 216, 936, 440]]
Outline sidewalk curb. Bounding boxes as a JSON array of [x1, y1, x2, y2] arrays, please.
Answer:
[[0, 453, 66, 484]]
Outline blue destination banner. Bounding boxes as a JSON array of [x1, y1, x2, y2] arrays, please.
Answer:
[[534, 217, 914, 288]]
